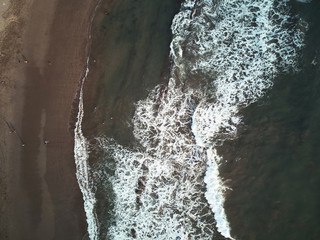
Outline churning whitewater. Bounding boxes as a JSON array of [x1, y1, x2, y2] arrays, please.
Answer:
[[74, 0, 306, 239]]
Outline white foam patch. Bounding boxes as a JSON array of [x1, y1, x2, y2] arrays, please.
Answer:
[[204, 148, 233, 240], [98, 136, 217, 239], [74, 59, 99, 240], [94, 0, 306, 239]]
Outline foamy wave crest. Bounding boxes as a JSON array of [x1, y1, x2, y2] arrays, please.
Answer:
[[96, 0, 305, 239], [171, 0, 305, 237], [98, 136, 218, 239], [172, 0, 306, 144], [204, 148, 233, 239], [98, 77, 233, 239], [74, 61, 99, 240]]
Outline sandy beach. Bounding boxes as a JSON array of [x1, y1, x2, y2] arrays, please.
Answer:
[[0, 0, 99, 239]]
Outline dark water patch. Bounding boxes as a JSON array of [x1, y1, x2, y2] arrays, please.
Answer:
[[82, 0, 181, 147], [220, 73, 320, 239], [218, 9, 320, 237]]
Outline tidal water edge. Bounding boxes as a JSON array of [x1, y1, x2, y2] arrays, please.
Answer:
[[74, 0, 318, 239]]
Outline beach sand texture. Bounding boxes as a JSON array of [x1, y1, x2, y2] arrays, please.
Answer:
[[0, 0, 99, 239]]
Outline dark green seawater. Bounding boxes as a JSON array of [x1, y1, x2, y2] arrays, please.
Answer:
[[220, 1, 320, 239]]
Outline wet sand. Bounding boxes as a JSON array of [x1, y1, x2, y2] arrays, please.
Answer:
[[0, 0, 99, 239]]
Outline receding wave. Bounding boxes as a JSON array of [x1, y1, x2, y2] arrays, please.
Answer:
[[74, 60, 100, 240], [78, 0, 306, 239], [74, 2, 102, 239]]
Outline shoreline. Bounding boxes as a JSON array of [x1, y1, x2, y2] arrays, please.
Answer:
[[79, 0, 184, 238], [0, 0, 100, 239]]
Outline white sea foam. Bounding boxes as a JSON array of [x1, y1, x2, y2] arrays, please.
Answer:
[[204, 148, 233, 239], [73, 2, 103, 239], [173, 0, 305, 238], [94, 0, 306, 239], [99, 84, 219, 239], [74, 61, 100, 240]]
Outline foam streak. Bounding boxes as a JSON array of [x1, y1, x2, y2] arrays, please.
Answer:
[[74, 60, 99, 240]]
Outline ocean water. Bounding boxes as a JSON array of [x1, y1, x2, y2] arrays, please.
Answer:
[[74, 0, 318, 239], [219, 1, 320, 239]]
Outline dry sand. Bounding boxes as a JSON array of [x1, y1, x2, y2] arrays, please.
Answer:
[[0, 0, 100, 239]]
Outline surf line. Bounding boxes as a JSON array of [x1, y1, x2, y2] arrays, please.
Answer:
[[74, 1, 102, 240], [74, 58, 99, 240]]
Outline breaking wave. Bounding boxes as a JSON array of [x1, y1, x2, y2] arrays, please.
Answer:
[[77, 0, 306, 239]]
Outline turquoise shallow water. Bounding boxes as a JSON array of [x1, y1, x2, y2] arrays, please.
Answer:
[[220, 1, 320, 239]]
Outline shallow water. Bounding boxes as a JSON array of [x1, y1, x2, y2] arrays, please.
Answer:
[[82, 0, 181, 146], [74, 0, 318, 239]]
